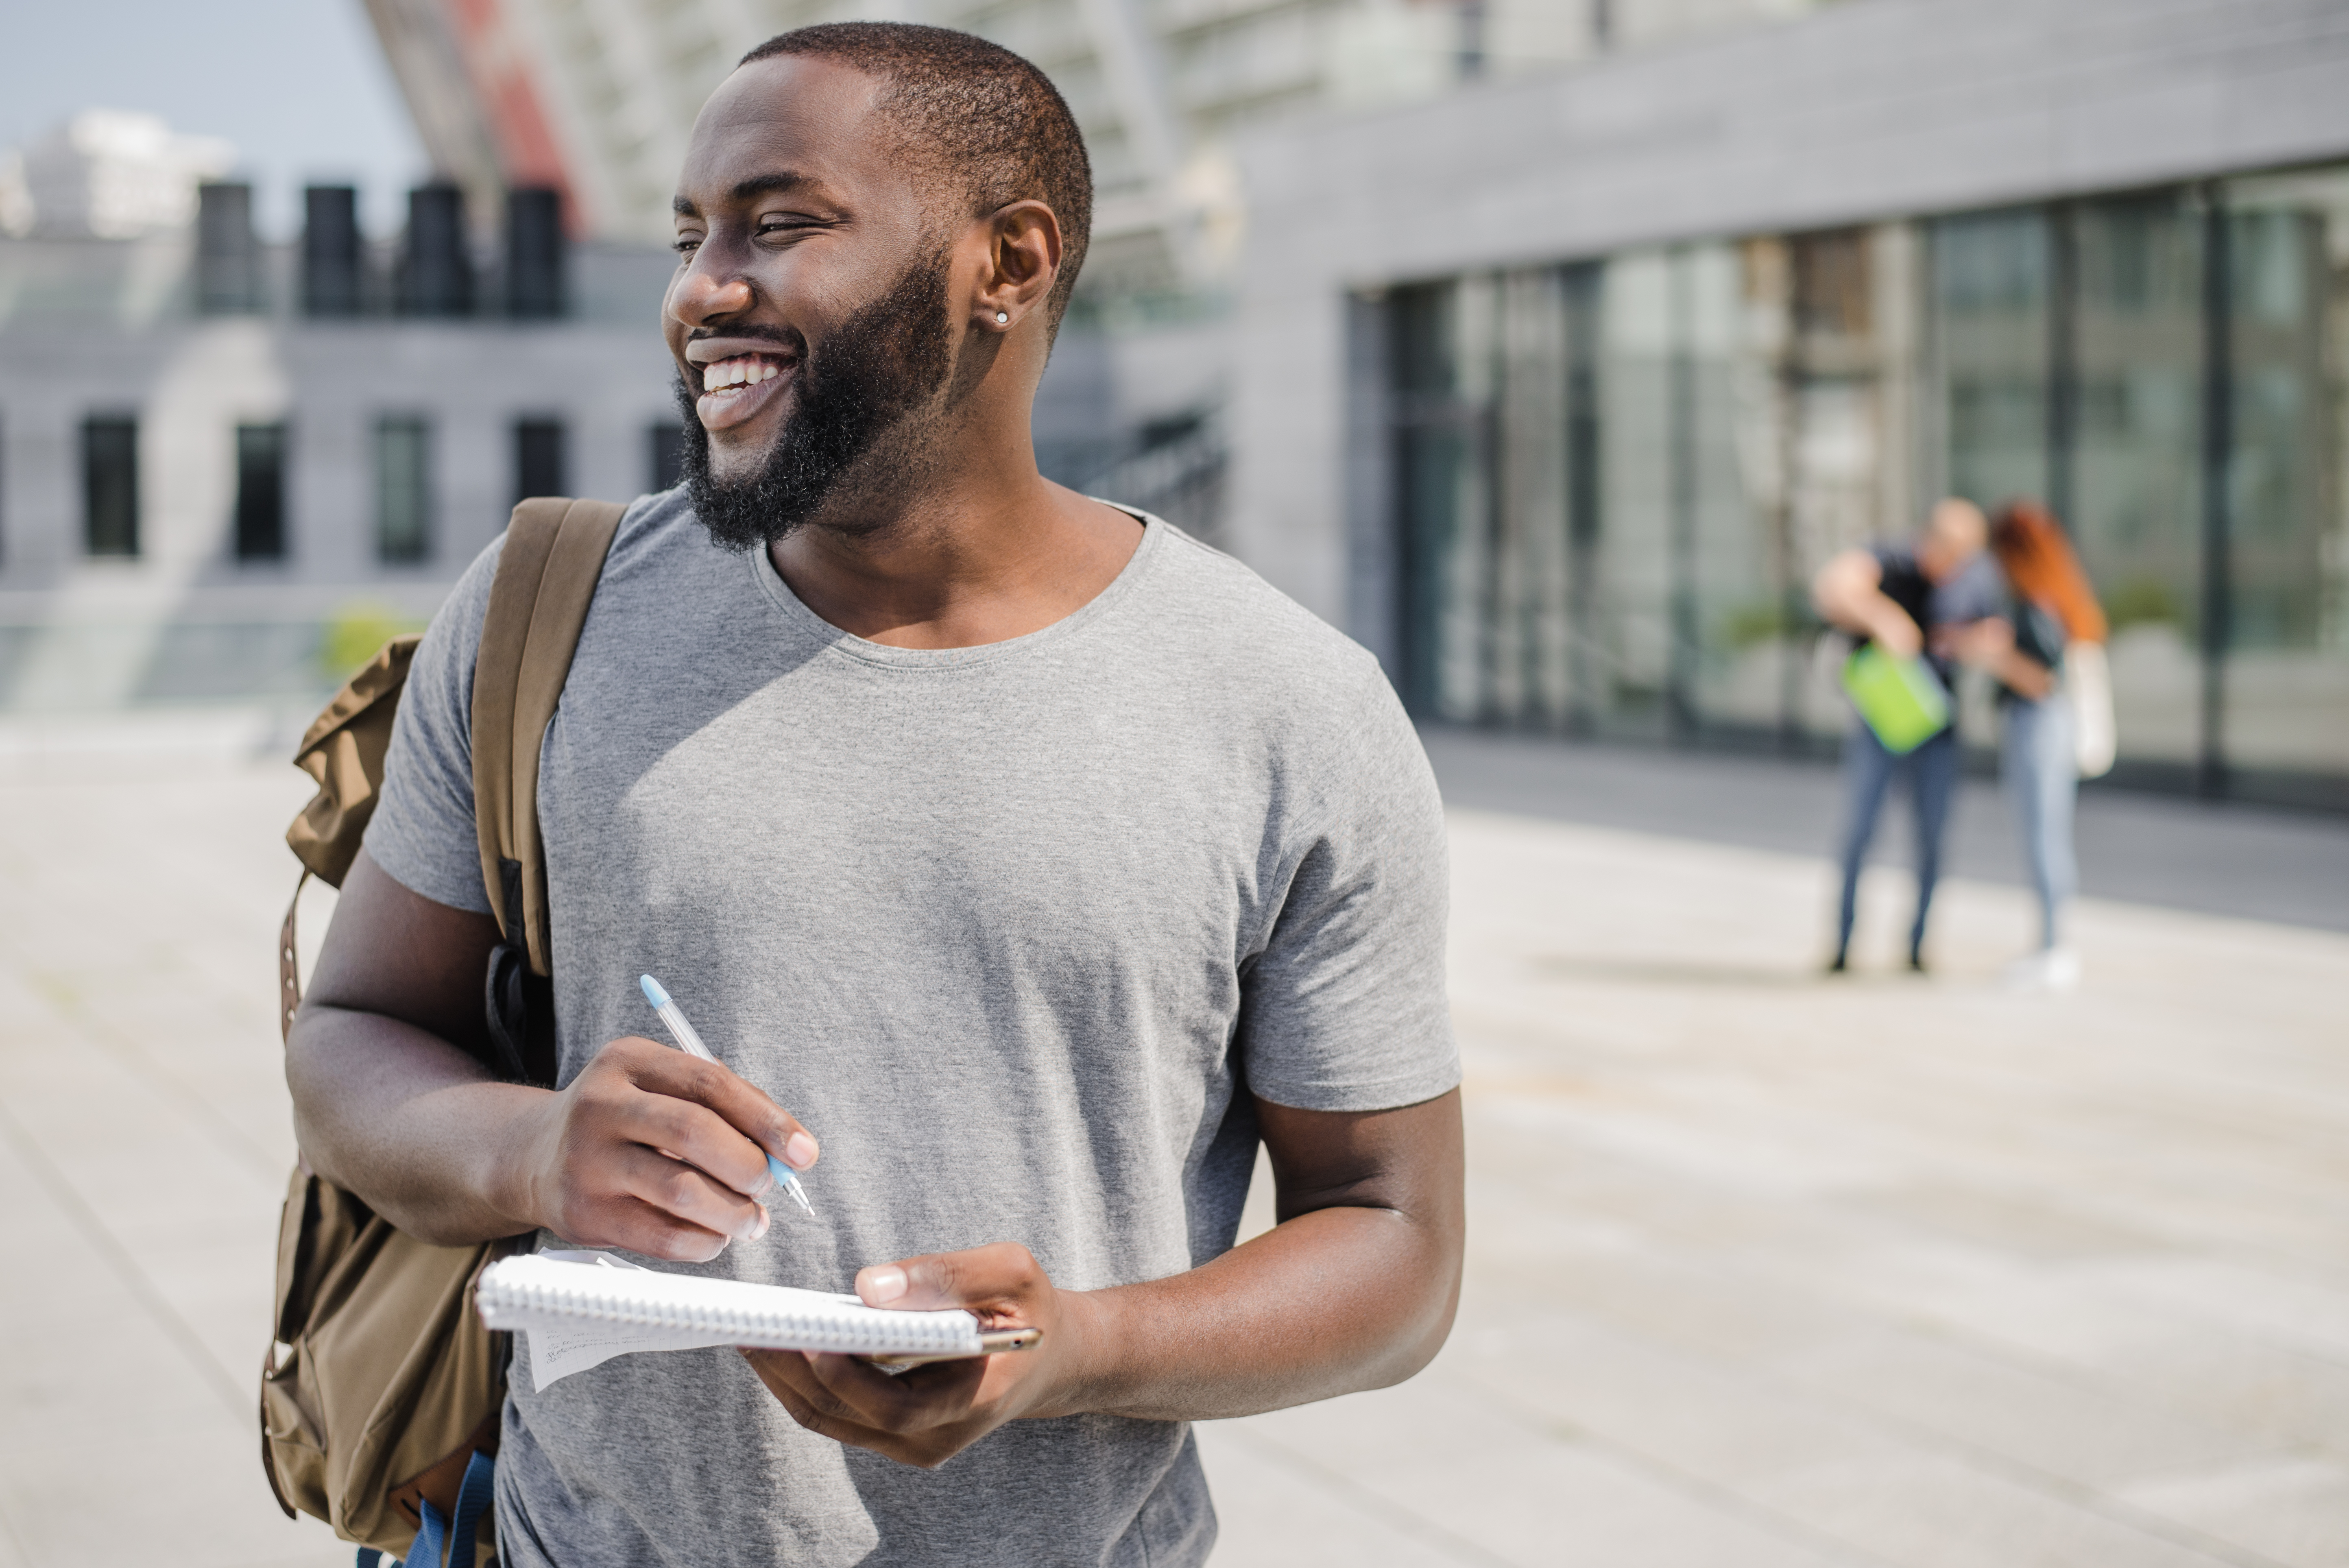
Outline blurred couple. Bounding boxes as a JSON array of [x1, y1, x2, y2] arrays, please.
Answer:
[[1812, 497, 2113, 990]]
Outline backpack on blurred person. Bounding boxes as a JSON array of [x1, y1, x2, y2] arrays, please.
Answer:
[[261, 498, 625, 1568]]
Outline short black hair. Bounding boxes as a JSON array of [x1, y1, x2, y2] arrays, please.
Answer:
[[740, 23, 1092, 331]]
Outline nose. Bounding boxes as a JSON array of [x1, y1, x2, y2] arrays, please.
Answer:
[[668, 256, 754, 328]]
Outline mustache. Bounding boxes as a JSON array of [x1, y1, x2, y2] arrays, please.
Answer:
[[684, 322, 806, 360]]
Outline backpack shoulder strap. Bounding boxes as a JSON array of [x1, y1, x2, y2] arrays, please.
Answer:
[[470, 497, 627, 979]]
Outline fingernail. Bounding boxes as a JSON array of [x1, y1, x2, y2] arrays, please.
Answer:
[[785, 1132, 818, 1169], [750, 1206, 770, 1239], [862, 1265, 907, 1304]]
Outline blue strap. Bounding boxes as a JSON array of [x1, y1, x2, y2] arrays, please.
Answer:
[[448, 1450, 496, 1568], [375, 1448, 496, 1568]]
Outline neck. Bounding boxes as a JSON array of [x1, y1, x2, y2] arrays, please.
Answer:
[[767, 398, 1141, 650]]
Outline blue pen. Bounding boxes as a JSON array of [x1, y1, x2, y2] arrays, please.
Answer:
[[639, 974, 815, 1218]]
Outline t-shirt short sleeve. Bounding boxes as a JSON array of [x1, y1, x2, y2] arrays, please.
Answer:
[[360, 536, 504, 914], [1235, 655, 1459, 1114]]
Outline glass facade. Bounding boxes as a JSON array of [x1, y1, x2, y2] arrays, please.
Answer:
[[1377, 166, 2349, 808], [82, 416, 139, 558], [514, 417, 567, 505], [234, 422, 288, 562], [375, 416, 433, 565]]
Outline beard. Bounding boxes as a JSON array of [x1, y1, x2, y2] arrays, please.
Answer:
[[678, 250, 955, 552]]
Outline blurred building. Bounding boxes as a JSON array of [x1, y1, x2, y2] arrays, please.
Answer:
[[0, 110, 235, 241], [1228, 0, 2349, 810], [0, 158, 676, 711], [357, 0, 1816, 292]]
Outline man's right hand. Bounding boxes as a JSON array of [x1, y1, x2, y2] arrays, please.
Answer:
[[510, 1036, 820, 1262], [289, 850, 820, 1254]]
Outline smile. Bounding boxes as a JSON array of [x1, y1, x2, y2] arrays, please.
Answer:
[[694, 352, 794, 432]]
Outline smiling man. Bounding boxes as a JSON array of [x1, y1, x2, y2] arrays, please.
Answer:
[[286, 23, 1463, 1568]]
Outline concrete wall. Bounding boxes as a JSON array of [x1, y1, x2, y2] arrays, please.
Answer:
[[0, 237, 677, 708], [1227, 0, 2349, 628]]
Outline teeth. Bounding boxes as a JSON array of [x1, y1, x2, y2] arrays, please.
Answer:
[[701, 355, 781, 393]]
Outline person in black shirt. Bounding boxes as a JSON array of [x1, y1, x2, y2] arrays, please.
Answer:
[[1812, 499, 2001, 972]]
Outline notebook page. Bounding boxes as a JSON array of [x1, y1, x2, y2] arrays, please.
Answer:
[[477, 1252, 984, 1390]]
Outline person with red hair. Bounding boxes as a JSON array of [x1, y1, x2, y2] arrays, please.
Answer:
[[1946, 499, 2113, 990]]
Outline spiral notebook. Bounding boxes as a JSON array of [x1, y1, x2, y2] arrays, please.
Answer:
[[477, 1251, 985, 1390]]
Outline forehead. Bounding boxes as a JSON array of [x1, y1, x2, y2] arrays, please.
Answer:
[[676, 55, 902, 203]]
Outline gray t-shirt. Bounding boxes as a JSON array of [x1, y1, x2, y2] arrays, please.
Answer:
[[364, 489, 1457, 1568]]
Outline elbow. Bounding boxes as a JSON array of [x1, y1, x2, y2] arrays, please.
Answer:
[[1359, 1221, 1465, 1394]]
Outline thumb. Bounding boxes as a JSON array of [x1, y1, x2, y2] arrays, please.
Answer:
[[855, 1243, 1038, 1313]]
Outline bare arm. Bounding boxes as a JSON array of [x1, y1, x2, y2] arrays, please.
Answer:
[[287, 849, 816, 1255], [743, 1087, 1466, 1464], [1813, 548, 1922, 659], [1938, 617, 2058, 701]]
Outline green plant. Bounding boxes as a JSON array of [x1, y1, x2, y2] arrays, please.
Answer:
[[319, 602, 425, 683], [2103, 576, 2183, 631]]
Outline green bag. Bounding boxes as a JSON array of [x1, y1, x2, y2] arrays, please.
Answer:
[[1841, 644, 1950, 753]]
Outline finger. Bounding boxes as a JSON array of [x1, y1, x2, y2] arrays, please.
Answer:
[[739, 1352, 974, 1468], [603, 1036, 820, 1183], [803, 1348, 984, 1431], [858, 1241, 1039, 1316], [558, 1193, 736, 1265], [612, 1142, 770, 1243]]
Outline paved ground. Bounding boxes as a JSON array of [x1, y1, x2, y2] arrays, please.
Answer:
[[0, 718, 2343, 1568], [1422, 726, 2349, 935]]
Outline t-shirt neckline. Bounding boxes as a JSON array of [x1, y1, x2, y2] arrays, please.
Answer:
[[749, 504, 1162, 670]]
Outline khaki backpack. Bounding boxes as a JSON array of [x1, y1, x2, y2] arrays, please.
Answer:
[[262, 498, 625, 1567]]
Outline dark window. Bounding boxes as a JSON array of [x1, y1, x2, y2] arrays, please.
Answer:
[[506, 187, 567, 318], [376, 417, 432, 563], [197, 182, 260, 314], [515, 418, 567, 503], [234, 423, 288, 560], [303, 185, 363, 317], [399, 183, 472, 318], [649, 420, 685, 492], [83, 416, 139, 557]]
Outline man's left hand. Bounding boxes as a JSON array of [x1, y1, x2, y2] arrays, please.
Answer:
[[741, 1241, 1092, 1468]]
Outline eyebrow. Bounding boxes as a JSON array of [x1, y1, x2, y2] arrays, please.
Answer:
[[673, 170, 815, 217]]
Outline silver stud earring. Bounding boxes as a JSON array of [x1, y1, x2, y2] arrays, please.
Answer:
[[995, 311, 1009, 324]]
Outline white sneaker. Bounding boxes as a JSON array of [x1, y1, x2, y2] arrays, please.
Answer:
[[2002, 949, 2081, 992]]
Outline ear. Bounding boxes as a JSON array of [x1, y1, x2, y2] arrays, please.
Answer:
[[970, 201, 1063, 334]]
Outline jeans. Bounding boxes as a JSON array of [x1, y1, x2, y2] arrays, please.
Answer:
[[2002, 695, 2077, 950], [1834, 721, 1958, 962]]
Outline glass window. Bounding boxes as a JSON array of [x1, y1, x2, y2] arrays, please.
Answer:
[[1592, 249, 1674, 737], [1931, 207, 2050, 513], [649, 420, 685, 492], [375, 416, 432, 564], [2218, 169, 2349, 788], [1376, 168, 2349, 806], [2069, 192, 2205, 769], [82, 416, 139, 557], [234, 423, 288, 562], [1686, 240, 1794, 737], [515, 417, 566, 504], [1392, 279, 1490, 721]]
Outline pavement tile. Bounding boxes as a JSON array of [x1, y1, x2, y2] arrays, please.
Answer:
[[1238, 1368, 1856, 1567], [1747, 1452, 2239, 1568], [1774, 1326, 2284, 1490], [0, 1416, 349, 1568], [8, 748, 2349, 1568], [1195, 1423, 1485, 1567], [2116, 1455, 2349, 1568]]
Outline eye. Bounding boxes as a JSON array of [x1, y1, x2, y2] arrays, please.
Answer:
[[672, 234, 703, 255]]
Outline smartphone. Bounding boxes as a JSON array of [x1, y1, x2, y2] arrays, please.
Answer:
[[865, 1327, 1041, 1373]]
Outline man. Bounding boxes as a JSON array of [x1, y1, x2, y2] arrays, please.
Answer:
[[287, 22, 1463, 1568], [1812, 497, 2003, 972]]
